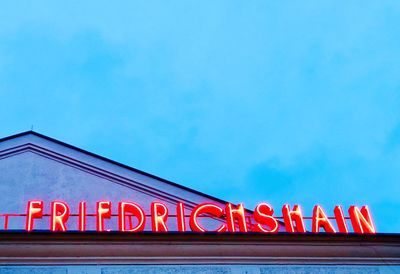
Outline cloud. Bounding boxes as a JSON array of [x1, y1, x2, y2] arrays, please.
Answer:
[[0, 1, 400, 231]]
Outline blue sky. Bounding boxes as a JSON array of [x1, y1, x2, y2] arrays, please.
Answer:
[[1, 1, 400, 232]]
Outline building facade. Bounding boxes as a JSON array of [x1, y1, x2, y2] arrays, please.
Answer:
[[0, 131, 399, 273]]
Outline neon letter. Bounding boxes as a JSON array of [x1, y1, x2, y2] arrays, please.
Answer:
[[26, 200, 43, 232], [189, 203, 226, 232], [226, 203, 248, 232], [78, 201, 87, 231], [118, 202, 146, 232], [253, 203, 278, 233], [282, 204, 306, 233], [50, 201, 70, 232], [176, 202, 186, 232], [311, 205, 336, 233], [334, 205, 348, 233], [349, 205, 376, 234], [96, 201, 111, 232], [151, 202, 168, 232]]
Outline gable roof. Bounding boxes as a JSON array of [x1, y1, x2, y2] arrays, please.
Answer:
[[0, 131, 291, 232], [0, 131, 231, 207]]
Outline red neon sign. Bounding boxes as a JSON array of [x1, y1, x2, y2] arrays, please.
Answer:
[[151, 202, 168, 232], [282, 204, 306, 233], [96, 201, 111, 232], [253, 203, 278, 233], [190, 203, 227, 232], [14, 201, 378, 234], [26, 200, 43, 232], [118, 202, 146, 232], [50, 201, 70, 232]]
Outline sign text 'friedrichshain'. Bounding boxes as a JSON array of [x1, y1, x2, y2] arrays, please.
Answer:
[[21, 201, 377, 234]]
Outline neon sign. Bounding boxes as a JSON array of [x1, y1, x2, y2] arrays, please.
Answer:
[[15, 201, 377, 234]]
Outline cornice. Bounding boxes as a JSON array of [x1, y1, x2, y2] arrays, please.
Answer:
[[0, 232, 399, 265]]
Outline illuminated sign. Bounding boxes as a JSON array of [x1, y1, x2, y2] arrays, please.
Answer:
[[3, 201, 377, 234]]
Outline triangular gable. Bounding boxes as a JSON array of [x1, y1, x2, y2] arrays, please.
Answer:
[[0, 131, 272, 232], [0, 131, 228, 207]]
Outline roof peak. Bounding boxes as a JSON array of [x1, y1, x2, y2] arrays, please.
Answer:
[[0, 130, 38, 142]]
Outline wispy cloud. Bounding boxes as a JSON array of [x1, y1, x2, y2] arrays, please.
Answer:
[[0, 1, 399, 231]]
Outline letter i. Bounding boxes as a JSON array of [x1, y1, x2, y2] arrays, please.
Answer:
[[177, 202, 186, 232], [79, 201, 87, 231]]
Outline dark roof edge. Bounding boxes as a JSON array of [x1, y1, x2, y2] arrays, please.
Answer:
[[0, 131, 235, 207]]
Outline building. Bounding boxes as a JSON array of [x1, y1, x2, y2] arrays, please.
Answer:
[[0, 131, 399, 273]]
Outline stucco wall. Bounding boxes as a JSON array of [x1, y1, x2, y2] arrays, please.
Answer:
[[0, 150, 226, 232], [1, 133, 399, 272], [0, 133, 241, 232]]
